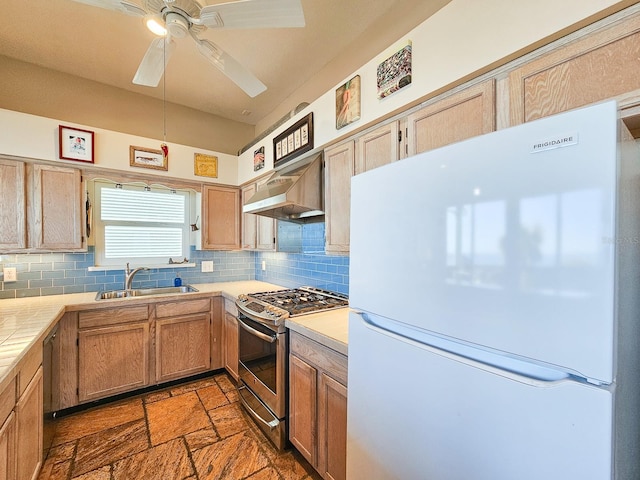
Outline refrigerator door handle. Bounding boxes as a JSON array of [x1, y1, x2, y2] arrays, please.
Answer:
[[355, 311, 588, 387]]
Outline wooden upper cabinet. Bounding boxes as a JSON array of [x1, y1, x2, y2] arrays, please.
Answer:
[[202, 185, 241, 250], [0, 159, 83, 252], [356, 122, 399, 175], [30, 164, 83, 250], [324, 141, 354, 255], [241, 183, 257, 249], [405, 80, 496, 157], [0, 159, 26, 250], [241, 180, 275, 251], [509, 13, 640, 125]]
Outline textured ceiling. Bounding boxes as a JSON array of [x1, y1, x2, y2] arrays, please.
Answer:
[[0, 0, 451, 127]]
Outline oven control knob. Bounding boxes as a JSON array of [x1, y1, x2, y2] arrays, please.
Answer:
[[265, 305, 281, 317]]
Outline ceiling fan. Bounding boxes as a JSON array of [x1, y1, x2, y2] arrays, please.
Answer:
[[69, 0, 305, 97]]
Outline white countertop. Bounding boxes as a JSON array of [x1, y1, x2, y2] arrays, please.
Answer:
[[0, 281, 349, 390]]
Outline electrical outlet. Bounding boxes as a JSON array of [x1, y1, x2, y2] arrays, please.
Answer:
[[261, 261, 266, 271], [201, 261, 214, 273], [3, 267, 17, 282]]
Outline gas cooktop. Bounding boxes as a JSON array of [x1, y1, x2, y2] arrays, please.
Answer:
[[236, 286, 349, 325]]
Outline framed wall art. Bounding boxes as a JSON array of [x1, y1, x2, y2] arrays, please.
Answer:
[[59, 125, 94, 163], [273, 112, 313, 168], [377, 40, 412, 99], [129, 145, 168, 171], [336, 75, 361, 130], [253, 146, 265, 172], [194, 153, 218, 178]]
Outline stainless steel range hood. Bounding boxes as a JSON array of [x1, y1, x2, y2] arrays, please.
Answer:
[[243, 154, 324, 224]]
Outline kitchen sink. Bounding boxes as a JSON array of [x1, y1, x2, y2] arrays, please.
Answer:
[[95, 285, 199, 300]]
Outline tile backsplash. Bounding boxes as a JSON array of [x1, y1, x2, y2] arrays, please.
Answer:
[[0, 223, 349, 299]]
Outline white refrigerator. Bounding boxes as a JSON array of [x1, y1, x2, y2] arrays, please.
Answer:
[[347, 100, 640, 480]]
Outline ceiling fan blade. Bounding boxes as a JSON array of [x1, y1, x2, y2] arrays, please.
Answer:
[[200, 0, 305, 29], [194, 38, 266, 97], [67, 0, 146, 16], [132, 37, 176, 87]]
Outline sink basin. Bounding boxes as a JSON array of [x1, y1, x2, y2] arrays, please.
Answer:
[[95, 285, 199, 300]]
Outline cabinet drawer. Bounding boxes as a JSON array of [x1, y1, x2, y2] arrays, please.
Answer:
[[155, 298, 211, 318], [290, 331, 348, 385], [0, 377, 16, 424], [79, 305, 149, 329], [17, 344, 42, 397]]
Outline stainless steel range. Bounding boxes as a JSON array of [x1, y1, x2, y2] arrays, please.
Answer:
[[235, 286, 349, 449]]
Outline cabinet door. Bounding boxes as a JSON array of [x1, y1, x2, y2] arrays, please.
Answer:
[[289, 354, 317, 466], [324, 142, 354, 255], [318, 373, 347, 480], [509, 14, 640, 125], [0, 412, 16, 480], [30, 164, 83, 250], [405, 80, 495, 157], [210, 297, 225, 370], [0, 159, 26, 250], [255, 178, 275, 251], [156, 314, 211, 383], [202, 185, 241, 250], [16, 367, 42, 480], [78, 322, 149, 402], [241, 183, 257, 249], [242, 181, 275, 251], [356, 122, 399, 175], [224, 314, 239, 380]]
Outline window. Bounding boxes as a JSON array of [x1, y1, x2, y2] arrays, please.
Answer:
[[94, 181, 191, 266]]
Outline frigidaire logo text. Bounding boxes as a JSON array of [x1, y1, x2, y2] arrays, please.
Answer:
[[530, 131, 579, 153], [533, 136, 574, 150]]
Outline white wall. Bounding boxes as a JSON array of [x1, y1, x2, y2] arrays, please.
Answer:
[[0, 0, 631, 187], [237, 0, 632, 184], [0, 108, 238, 185]]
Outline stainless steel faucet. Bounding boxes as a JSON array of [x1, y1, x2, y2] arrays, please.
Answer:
[[125, 262, 150, 290]]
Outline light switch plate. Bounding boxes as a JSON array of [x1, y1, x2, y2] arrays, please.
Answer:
[[3, 267, 17, 282], [201, 261, 214, 273]]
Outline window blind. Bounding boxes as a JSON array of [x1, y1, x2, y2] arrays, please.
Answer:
[[98, 185, 188, 261]]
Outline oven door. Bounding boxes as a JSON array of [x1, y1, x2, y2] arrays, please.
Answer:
[[237, 313, 288, 419]]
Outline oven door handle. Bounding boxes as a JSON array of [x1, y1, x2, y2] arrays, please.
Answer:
[[238, 317, 277, 343]]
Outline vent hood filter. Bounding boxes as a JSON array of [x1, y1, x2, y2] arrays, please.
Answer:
[[243, 154, 324, 224]]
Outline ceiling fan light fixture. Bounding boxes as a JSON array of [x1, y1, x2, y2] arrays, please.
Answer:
[[165, 12, 189, 38], [145, 15, 167, 36]]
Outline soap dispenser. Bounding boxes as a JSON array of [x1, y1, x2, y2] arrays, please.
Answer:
[[174, 272, 182, 287]]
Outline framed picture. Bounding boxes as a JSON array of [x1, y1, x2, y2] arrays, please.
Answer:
[[273, 112, 314, 168], [336, 75, 361, 129], [59, 125, 94, 163], [253, 147, 265, 172], [129, 146, 167, 171], [194, 153, 218, 178], [377, 40, 412, 99]]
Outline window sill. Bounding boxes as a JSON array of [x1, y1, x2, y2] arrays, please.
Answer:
[[88, 263, 196, 272]]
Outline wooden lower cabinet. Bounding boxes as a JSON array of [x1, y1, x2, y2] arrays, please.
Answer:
[[289, 331, 347, 480], [0, 411, 16, 480], [156, 314, 211, 383], [16, 367, 43, 480], [317, 373, 348, 480], [289, 354, 317, 463], [78, 322, 150, 402], [224, 313, 239, 381]]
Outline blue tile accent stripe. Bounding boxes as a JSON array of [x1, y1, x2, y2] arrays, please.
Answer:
[[0, 224, 350, 299]]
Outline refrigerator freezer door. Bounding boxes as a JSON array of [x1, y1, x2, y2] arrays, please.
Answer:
[[349, 101, 618, 384], [347, 312, 613, 480]]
